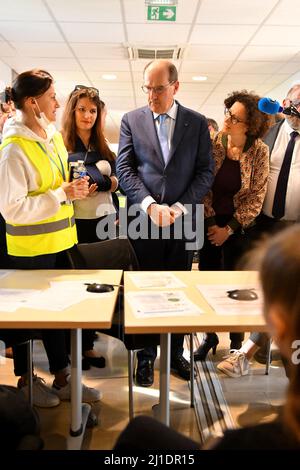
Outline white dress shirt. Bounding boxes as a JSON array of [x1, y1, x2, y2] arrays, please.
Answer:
[[263, 120, 300, 221]]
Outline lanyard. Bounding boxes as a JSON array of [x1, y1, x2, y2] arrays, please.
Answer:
[[36, 141, 66, 181]]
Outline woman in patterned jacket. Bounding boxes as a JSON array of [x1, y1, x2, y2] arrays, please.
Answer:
[[195, 90, 271, 361]]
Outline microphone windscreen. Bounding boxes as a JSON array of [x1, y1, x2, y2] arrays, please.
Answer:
[[258, 97, 283, 115]]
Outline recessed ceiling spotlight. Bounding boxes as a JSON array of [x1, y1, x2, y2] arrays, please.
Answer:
[[102, 74, 117, 80], [192, 76, 207, 81]]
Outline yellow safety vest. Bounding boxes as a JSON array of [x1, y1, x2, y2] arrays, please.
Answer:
[[0, 132, 77, 257]]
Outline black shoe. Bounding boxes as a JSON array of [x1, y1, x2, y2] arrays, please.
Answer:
[[254, 348, 272, 364], [230, 340, 242, 351], [171, 354, 193, 380], [194, 333, 219, 361], [135, 359, 154, 387], [82, 355, 106, 370]]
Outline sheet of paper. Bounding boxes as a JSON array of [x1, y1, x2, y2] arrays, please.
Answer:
[[197, 284, 263, 316], [26, 281, 114, 311], [0, 270, 13, 280], [128, 272, 186, 289], [127, 290, 203, 318], [0, 288, 41, 312]]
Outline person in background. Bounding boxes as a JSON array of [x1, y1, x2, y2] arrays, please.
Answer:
[[195, 90, 271, 362], [62, 86, 118, 370], [114, 225, 300, 450], [0, 94, 15, 269], [0, 69, 100, 406], [117, 59, 214, 387], [206, 117, 219, 139], [218, 83, 300, 376]]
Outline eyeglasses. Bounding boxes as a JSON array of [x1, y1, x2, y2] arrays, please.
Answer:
[[224, 108, 246, 125], [288, 99, 300, 110], [141, 82, 175, 95], [73, 85, 99, 95]]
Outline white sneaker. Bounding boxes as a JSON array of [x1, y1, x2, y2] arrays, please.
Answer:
[[217, 350, 249, 378], [19, 376, 60, 408], [52, 375, 102, 403]]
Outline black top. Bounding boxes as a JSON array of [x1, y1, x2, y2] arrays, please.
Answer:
[[68, 136, 118, 209], [212, 157, 241, 216]]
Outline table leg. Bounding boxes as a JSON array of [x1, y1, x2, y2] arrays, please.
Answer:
[[190, 334, 194, 408], [67, 328, 91, 450], [159, 333, 170, 426]]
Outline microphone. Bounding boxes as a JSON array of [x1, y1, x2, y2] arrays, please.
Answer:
[[258, 97, 300, 119], [258, 97, 283, 114]]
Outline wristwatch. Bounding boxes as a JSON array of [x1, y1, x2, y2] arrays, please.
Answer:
[[225, 225, 234, 236]]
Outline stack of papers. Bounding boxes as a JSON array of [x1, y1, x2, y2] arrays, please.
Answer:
[[197, 284, 263, 316], [0, 288, 41, 312], [0, 281, 114, 312], [128, 272, 186, 289], [127, 290, 203, 318]]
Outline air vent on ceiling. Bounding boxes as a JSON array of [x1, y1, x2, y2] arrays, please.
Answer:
[[127, 46, 185, 61]]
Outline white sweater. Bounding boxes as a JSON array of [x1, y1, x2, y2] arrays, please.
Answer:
[[0, 118, 67, 224]]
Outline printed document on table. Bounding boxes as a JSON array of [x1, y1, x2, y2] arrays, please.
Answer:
[[127, 290, 203, 318], [26, 281, 113, 311], [197, 284, 263, 315], [128, 272, 186, 289], [0, 270, 13, 280], [0, 288, 41, 312]]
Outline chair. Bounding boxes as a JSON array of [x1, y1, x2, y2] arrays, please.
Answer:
[[67, 237, 139, 271], [67, 237, 160, 419]]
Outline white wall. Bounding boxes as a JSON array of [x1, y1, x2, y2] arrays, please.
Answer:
[[267, 72, 300, 103]]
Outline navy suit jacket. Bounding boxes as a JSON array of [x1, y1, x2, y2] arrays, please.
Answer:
[[263, 119, 284, 155], [116, 102, 214, 219]]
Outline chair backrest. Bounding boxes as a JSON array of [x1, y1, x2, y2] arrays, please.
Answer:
[[68, 237, 140, 270], [68, 238, 156, 350]]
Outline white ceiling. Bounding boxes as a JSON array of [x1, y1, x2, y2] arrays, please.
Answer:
[[1, 0, 300, 142]]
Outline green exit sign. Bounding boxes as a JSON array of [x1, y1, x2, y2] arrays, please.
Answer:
[[147, 5, 176, 21]]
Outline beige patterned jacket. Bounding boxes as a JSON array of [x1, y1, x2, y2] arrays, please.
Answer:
[[204, 132, 269, 230]]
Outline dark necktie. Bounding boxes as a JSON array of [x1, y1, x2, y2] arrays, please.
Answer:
[[272, 130, 299, 219], [157, 114, 169, 165]]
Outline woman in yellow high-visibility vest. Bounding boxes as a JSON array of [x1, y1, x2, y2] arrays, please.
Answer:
[[0, 69, 101, 407]]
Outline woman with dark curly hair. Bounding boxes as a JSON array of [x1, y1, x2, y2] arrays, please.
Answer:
[[195, 90, 271, 362]]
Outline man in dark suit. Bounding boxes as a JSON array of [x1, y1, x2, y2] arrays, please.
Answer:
[[117, 60, 214, 386], [259, 83, 300, 229]]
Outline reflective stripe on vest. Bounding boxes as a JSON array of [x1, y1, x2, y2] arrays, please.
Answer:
[[6, 216, 75, 236]]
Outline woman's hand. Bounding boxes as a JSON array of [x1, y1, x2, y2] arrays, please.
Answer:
[[62, 177, 89, 201], [110, 176, 118, 192], [207, 225, 230, 247], [88, 183, 98, 196]]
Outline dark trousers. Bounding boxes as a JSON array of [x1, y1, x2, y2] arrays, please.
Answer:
[[131, 236, 194, 361], [75, 216, 111, 353], [8, 253, 69, 377], [199, 216, 257, 344], [13, 330, 69, 376]]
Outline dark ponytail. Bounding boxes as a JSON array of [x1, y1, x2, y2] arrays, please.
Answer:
[[11, 69, 53, 110]]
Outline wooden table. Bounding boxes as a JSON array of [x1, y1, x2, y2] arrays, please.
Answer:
[[0, 269, 122, 449], [124, 270, 268, 426]]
